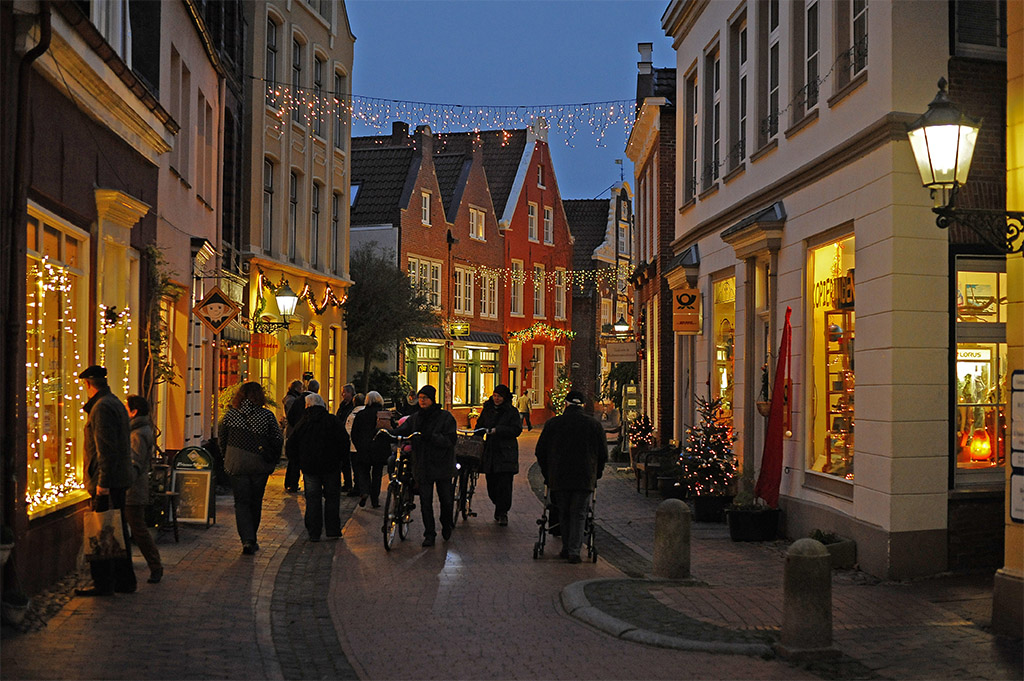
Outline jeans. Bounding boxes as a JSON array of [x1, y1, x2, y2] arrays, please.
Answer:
[[354, 460, 385, 504], [124, 503, 162, 573], [555, 489, 592, 559], [231, 473, 269, 545], [418, 475, 454, 539], [89, 488, 137, 593], [520, 411, 532, 430], [486, 471, 514, 517], [341, 450, 354, 489], [302, 470, 342, 539]]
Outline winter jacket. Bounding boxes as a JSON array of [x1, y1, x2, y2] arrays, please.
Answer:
[[335, 400, 355, 452], [351, 404, 391, 467], [476, 398, 522, 475], [286, 406, 347, 476], [394, 403, 457, 483], [282, 388, 303, 438], [83, 387, 133, 496], [535, 405, 607, 492], [218, 401, 284, 475], [127, 415, 156, 505]]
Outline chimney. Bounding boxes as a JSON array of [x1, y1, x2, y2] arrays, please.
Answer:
[[414, 125, 434, 157], [392, 121, 410, 145], [638, 42, 653, 75]]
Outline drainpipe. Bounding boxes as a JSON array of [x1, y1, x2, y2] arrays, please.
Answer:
[[4, 2, 50, 533]]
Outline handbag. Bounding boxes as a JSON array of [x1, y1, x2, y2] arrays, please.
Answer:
[[83, 508, 126, 562], [224, 444, 268, 476]]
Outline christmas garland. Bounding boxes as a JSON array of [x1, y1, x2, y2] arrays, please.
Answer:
[[508, 321, 576, 343]]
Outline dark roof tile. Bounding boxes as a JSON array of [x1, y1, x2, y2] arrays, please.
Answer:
[[349, 146, 416, 226], [563, 198, 610, 271]]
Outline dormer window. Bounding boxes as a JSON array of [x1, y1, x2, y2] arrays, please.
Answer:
[[537, 164, 545, 188]]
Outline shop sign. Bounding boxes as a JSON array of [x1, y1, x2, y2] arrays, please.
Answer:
[[957, 348, 991, 362], [250, 333, 281, 359], [450, 321, 470, 336], [607, 341, 637, 363], [193, 286, 240, 335], [814, 273, 855, 310], [286, 334, 318, 353], [672, 287, 701, 334]]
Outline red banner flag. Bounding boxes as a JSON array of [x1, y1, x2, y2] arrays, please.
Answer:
[[755, 306, 792, 508]]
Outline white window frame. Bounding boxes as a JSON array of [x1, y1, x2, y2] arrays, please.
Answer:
[[421, 191, 431, 226], [805, 0, 820, 110], [291, 37, 303, 124], [266, 19, 278, 104], [312, 55, 325, 137], [482, 272, 498, 318], [310, 182, 321, 268], [470, 207, 485, 241], [543, 206, 554, 244], [511, 259, 524, 316], [288, 170, 298, 261], [409, 255, 442, 308], [734, 18, 748, 166], [533, 264, 546, 319], [537, 164, 545, 188], [330, 191, 339, 273], [454, 267, 474, 316], [852, 0, 868, 76], [333, 71, 346, 150], [554, 268, 566, 320], [767, 0, 780, 139], [528, 202, 538, 241]]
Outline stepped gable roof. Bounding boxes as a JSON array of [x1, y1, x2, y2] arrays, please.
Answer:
[[563, 198, 610, 271], [433, 152, 470, 218], [435, 129, 528, 217], [349, 142, 416, 226]]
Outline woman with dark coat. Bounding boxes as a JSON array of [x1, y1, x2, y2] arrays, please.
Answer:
[[476, 384, 522, 526], [125, 395, 163, 584], [287, 393, 347, 541], [351, 391, 391, 508], [219, 382, 283, 554]]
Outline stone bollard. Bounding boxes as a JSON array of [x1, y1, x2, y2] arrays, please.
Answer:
[[777, 538, 838, 659], [652, 499, 690, 579]]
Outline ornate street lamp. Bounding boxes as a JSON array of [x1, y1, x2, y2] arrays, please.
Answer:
[[613, 316, 631, 335], [906, 78, 1023, 254], [253, 280, 299, 333]]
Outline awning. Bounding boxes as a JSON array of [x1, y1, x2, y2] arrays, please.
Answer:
[[463, 331, 505, 345], [221, 318, 251, 346]]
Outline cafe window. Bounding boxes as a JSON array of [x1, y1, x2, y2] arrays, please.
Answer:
[[808, 235, 856, 479], [479, 353, 498, 404], [712, 276, 736, 421], [408, 343, 441, 394], [25, 208, 91, 517], [953, 256, 1007, 485]]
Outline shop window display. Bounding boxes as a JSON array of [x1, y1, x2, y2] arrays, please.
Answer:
[[809, 236, 855, 479], [409, 344, 441, 393], [25, 212, 90, 516], [712, 277, 735, 422]]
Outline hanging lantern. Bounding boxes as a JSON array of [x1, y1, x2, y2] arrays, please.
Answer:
[[250, 333, 281, 360], [969, 428, 992, 462]]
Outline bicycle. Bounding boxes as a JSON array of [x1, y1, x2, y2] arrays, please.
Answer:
[[452, 429, 484, 524], [375, 430, 420, 551]]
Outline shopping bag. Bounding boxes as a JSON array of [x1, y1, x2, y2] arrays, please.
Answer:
[[82, 509, 126, 561]]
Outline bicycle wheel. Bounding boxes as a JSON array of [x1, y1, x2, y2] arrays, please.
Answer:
[[453, 469, 467, 524], [398, 483, 414, 540], [382, 482, 401, 551], [465, 470, 478, 517]]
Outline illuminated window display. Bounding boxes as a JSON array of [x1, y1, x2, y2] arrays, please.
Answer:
[[954, 258, 1007, 476], [409, 344, 441, 392], [25, 212, 90, 516], [809, 235, 855, 479], [453, 349, 498, 406], [712, 277, 735, 421]]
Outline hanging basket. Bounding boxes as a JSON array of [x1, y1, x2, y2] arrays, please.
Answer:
[[756, 401, 772, 417]]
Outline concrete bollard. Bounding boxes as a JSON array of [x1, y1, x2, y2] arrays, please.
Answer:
[[652, 499, 691, 579], [777, 538, 838, 659]]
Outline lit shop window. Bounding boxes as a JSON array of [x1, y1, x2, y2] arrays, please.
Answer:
[[409, 344, 441, 393], [808, 235, 855, 479], [953, 257, 1008, 480], [712, 277, 736, 421], [25, 211, 90, 516]]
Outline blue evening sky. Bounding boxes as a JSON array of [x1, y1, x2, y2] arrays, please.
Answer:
[[345, 0, 673, 201]]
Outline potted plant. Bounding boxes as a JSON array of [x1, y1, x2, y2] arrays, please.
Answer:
[[0, 525, 13, 567], [810, 529, 857, 569], [756, 362, 772, 417], [677, 392, 737, 522], [725, 489, 781, 541]]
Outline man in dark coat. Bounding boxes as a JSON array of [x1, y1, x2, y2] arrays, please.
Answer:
[[287, 393, 346, 541], [476, 384, 522, 526], [535, 390, 607, 563], [76, 365, 137, 596], [394, 385, 457, 546], [282, 379, 305, 493], [335, 383, 356, 492]]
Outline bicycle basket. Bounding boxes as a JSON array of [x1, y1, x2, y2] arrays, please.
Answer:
[[455, 435, 484, 461]]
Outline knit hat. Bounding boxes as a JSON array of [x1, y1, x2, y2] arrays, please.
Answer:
[[417, 385, 437, 402], [79, 365, 107, 380], [493, 384, 514, 403], [564, 390, 586, 406]]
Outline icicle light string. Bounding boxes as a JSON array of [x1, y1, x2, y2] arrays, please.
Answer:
[[253, 76, 635, 147]]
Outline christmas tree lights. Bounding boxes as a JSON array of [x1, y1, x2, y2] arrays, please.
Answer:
[[508, 321, 576, 343], [677, 392, 738, 497]]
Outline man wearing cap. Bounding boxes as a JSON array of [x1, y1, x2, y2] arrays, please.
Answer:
[[394, 385, 457, 546], [535, 390, 607, 563], [76, 365, 137, 595]]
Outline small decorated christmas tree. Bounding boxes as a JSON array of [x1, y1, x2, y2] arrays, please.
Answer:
[[627, 413, 655, 449], [678, 392, 737, 496]]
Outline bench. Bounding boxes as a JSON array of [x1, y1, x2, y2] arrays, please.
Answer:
[[631, 446, 677, 497]]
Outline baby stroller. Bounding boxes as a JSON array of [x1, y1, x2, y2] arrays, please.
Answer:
[[532, 485, 597, 562]]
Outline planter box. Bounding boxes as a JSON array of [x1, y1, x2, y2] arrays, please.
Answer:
[[692, 495, 734, 523], [823, 537, 857, 569], [726, 508, 781, 541]]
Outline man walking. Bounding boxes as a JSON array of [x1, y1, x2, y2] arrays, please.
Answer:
[[535, 390, 606, 563], [394, 385, 457, 546], [76, 365, 137, 596], [518, 388, 533, 431], [282, 379, 305, 493]]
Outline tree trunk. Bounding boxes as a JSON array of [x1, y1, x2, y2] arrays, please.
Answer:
[[362, 354, 372, 394]]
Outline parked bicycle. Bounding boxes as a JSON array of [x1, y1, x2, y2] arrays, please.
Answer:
[[453, 428, 485, 524], [375, 429, 420, 551]]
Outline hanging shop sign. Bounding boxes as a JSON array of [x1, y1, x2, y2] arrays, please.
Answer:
[[607, 341, 638, 363], [250, 333, 281, 359], [193, 286, 240, 335], [449, 321, 470, 337], [286, 334, 319, 353], [672, 287, 701, 334]]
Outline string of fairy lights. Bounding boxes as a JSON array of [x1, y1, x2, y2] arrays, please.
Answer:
[[256, 77, 635, 147], [98, 304, 133, 398], [26, 258, 87, 514]]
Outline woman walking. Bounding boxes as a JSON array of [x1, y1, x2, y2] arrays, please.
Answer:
[[125, 395, 163, 584], [219, 382, 283, 554], [351, 391, 390, 508], [288, 393, 347, 541], [476, 384, 522, 526]]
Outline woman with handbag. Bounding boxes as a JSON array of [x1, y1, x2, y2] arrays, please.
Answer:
[[218, 382, 283, 555]]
